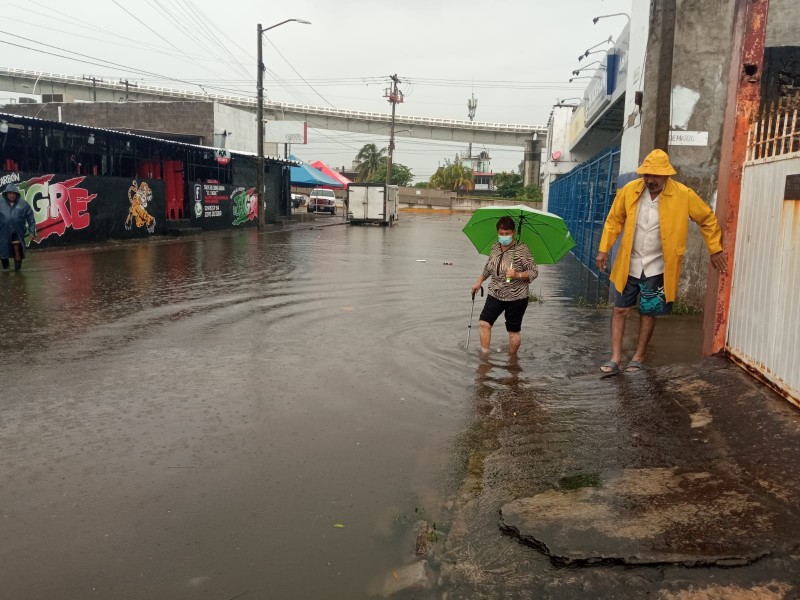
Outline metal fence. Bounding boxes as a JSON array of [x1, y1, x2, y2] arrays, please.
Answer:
[[548, 146, 621, 285]]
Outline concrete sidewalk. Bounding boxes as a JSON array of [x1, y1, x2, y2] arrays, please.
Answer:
[[441, 357, 800, 599]]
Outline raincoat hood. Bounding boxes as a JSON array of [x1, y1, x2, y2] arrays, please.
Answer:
[[636, 149, 677, 176], [2, 183, 22, 201]]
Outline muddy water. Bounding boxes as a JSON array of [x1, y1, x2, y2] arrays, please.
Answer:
[[0, 214, 704, 599]]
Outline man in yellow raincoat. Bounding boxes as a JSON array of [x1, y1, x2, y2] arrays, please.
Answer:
[[595, 149, 727, 374]]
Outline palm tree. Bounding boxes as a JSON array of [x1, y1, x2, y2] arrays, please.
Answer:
[[428, 161, 474, 193], [354, 144, 387, 182]]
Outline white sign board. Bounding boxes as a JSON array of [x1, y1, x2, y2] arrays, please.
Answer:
[[264, 121, 307, 144], [669, 131, 709, 146]]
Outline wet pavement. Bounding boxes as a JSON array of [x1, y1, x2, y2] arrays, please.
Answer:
[[1, 213, 799, 599]]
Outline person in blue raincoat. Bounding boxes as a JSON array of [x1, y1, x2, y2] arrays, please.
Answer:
[[0, 183, 37, 272]]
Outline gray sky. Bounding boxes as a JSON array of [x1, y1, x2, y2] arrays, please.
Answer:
[[1, 0, 631, 180]]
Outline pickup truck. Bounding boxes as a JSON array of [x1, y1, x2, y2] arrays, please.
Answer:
[[307, 188, 337, 214]]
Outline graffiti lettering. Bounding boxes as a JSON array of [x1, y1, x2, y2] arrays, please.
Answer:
[[0, 172, 21, 187], [23, 175, 97, 241], [231, 187, 257, 226]]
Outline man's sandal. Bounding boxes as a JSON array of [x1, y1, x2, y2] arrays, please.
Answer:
[[626, 360, 644, 372], [600, 360, 620, 376]]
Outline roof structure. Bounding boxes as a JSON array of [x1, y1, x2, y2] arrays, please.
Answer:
[[310, 161, 352, 189]]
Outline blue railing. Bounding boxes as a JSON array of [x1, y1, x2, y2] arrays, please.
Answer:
[[548, 146, 621, 283]]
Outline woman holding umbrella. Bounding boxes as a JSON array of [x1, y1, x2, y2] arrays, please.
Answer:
[[470, 216, 538, 355]]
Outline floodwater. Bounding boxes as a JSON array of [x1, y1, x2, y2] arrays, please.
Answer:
[[0, 214, 704, 599]]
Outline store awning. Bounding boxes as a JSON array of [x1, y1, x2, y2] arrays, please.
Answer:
[[310, 161, 353, 190], [288, 155, 344, 188]]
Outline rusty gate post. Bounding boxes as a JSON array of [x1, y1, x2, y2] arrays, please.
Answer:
[[703, 0, 770, 356]]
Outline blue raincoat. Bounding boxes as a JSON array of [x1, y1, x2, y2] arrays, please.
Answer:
[[0, 183, 37, 260]]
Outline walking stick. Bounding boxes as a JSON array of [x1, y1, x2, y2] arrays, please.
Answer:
[[466, 286, 484, 350]]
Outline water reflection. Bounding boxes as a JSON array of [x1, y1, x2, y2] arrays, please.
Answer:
[[0, 215, 710, 599]]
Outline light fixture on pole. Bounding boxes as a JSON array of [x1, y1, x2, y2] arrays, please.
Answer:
[[592, 13, 631, 25], [256, 18, 311, 231], [578, 35, 614, 61], [571, 61, 604, 76], [569, 76, 593, 83]]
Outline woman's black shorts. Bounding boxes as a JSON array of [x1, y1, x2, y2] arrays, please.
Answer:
[[479, 295, 529, 333]]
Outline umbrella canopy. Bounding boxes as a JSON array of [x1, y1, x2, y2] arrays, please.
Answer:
[[462, 204, 576, 264], [288, 155, 344, 188], [310, 161, 352, 189]]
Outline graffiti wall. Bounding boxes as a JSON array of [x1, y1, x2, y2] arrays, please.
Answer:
[[190, 181, 258, 230], [0, 171, 166, 247]]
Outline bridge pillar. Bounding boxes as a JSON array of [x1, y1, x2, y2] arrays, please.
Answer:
[[523, 139, 541, 187]]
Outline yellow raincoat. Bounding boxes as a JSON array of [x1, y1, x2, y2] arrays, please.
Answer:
[[598, 178, 723, 302]]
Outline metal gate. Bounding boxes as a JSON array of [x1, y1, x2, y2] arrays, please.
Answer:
[[548, 146, 620, 283], [727, 101, 800, 405]]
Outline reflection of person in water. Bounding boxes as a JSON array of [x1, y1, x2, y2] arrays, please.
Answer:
[[0, 184, 37, 272], [470, 216, 538, 355]]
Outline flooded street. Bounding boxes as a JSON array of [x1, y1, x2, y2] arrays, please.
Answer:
[[1, 214, 717, 599]]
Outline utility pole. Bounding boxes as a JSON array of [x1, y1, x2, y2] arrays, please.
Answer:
[[83, 75, 103, 101], [639, 0, 676, 158], [256, 23, 265, 231], [119, 79, 138, 102], [467, 93, 477, 159], [384, 74, 403, 186]]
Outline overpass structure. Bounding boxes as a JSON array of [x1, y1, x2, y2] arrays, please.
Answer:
[[0, 68, 546, 147]]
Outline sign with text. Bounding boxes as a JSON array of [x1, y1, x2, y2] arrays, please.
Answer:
[[669, 131, 710, 146], [191, 182, 258, 229]]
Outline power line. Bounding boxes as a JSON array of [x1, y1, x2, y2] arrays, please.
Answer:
[[0, 35, 254, 97], [264, 37, 336, 108]]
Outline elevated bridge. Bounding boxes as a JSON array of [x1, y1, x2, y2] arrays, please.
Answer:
[[0, 68, 545, 147]]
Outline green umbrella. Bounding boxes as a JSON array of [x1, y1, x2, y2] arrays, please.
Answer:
[[462, 204, 575, 264]]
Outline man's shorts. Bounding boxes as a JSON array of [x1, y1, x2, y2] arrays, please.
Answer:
[[479, 295, 529, 332], [614, 273, 673, 316]]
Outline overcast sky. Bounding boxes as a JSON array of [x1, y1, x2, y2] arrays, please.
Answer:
[[1, 0, 631, 180]]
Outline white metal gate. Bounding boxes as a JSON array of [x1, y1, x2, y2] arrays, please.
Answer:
[[727, 101, 800, 405]]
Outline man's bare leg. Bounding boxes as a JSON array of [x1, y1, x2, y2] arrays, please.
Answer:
[[627, 315, 656, 370], [601, 307, 630, 372], [479, 321, 492, 354], [508, 331, 521, 354]]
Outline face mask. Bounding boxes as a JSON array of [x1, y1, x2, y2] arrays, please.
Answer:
[[498, 235, 513, 246]]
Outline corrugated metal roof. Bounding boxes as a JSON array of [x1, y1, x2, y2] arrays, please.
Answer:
[[0, 111, 300, 166]]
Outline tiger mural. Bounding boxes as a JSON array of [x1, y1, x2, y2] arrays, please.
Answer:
[[125, 180, 156, 233]]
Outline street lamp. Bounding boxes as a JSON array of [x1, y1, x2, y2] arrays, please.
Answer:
[[578, 35, 614, 61], [256, 18, 311, 231], [571, 61, 604, 76], [592, 13, 631, 25]]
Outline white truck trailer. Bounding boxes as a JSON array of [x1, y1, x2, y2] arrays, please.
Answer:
[[347, 183, 399, 225]]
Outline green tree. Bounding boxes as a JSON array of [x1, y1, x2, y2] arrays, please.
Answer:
[[414, 181, 429, 189], [353, 143, 387, 182], [520, 184, 543, 203], [493, 171, 523, 198], [368, 162, 414, 187], [428, 160, 474, 193]]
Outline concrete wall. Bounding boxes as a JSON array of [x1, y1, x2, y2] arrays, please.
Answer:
[[398, 187, 541, 212], [618, 0, 651, 180], [765, 0, 800, 46], [0, 101, 214, 144], [666, 0, 738, 307], [542, 106, 583, 210], [212, 103, 258, 154]]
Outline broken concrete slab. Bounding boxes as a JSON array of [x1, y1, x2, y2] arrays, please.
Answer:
[[500, 466, 797, 567]]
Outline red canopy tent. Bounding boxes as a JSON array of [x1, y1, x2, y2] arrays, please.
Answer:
[[310, 161, 352, 190]]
